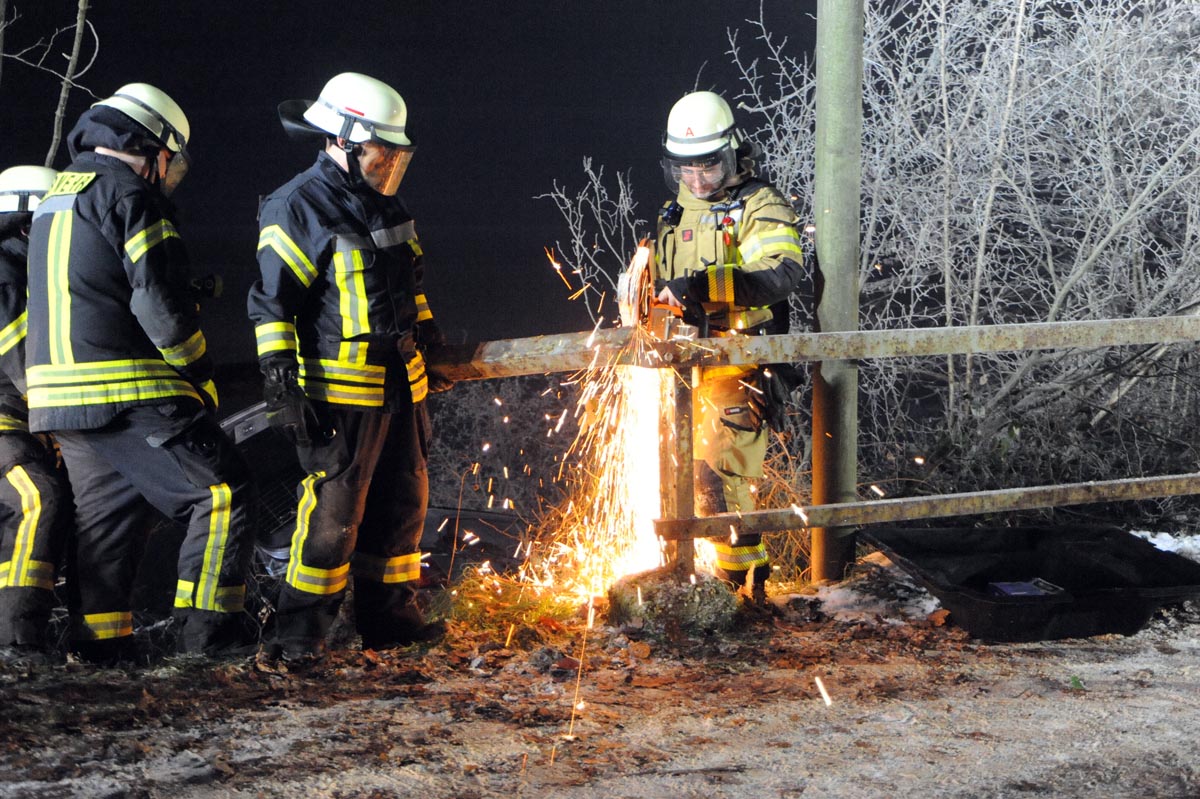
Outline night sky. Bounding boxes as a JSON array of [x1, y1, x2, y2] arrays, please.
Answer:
[[1, 1, 815, 364]]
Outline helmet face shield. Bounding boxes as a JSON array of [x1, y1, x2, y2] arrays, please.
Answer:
[[358, 141, 414, 196], [161, 151, 189, 196], [662, 147, 736, 200]]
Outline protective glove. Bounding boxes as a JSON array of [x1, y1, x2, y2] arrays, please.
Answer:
[[413, 320, 455, 394], [750, 366, 795, 432], [262, 361, 319, 447], [413, 318, 446, 350], [659, 276, 709, 331]]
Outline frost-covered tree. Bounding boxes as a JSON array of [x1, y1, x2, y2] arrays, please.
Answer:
[[546, 0, 1200, 519]]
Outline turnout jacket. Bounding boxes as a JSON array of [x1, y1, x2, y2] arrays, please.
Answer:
[[655, 178, 804, 334], [248, 154, 431, 410], [25, 153, 215, 432], [0, 220, 31, 430]]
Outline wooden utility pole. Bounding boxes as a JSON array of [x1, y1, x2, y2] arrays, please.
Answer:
[[810, 0, 863, 582]]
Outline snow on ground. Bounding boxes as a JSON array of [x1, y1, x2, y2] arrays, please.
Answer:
[[1135, 530, 1200, 564]]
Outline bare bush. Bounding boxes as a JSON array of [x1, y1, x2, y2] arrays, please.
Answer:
[[536, 0, 1200, 562], [732, 0, 1200, 514]]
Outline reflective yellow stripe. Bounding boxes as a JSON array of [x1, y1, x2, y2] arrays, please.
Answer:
[[299, 358, 386, 407], [337, 340, 367, 364], [739, 227, 804, 263], [258, 225, 319, 287], [285, 471, 351, 595], [333, 250, 370, 343], [706, 265, 736, 304], [4, 466, 48, 588], [352, 551, 423, 584], [0, 415, 28, 433], [160, 329, 207, 368], [0, 559, 54, 590], [195, 483, 236, 611], [174, 579, 245, 612], [290, 562, 350, 595], [82, 611, 133, 640], [43, 171, 96, 198], [406, 349, 427, 403], [726, 308, 774, 331], [415, 293, 432, 323], [47, 210, 74, 364], [713, 542, 769, 571], [407, 237, 423, 257], [28, 359, 200, 408], [0, 310, 27, 356], [125, 219, 180, 263], [255, 321, 297, 357], [198, 379, 218, 409]]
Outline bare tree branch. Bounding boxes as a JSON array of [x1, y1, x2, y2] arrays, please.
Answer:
[[45, 0, 91, 167]]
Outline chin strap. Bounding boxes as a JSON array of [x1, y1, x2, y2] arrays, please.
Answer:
[[336, 115, 371, 189]]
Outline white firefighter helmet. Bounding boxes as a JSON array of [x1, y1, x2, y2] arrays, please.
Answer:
[[663, 91, 740, 160], [94, 83, 190, 154], [0, 165, 58, 213], [302, 72, 412, 147], [662, 91, 742, 199]]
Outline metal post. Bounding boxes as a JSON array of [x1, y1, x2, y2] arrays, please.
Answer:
[[659, 366, 695, 573], [811, 0, 864, 582]]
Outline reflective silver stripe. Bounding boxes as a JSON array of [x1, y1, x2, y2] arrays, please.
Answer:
[[333, 233, 373, 252], [318, 97, 407, 135], [371, 221, 416, 248], [667, 124, 734, 145], [334, 222, 416, 252], [32, 194, 76, 217]]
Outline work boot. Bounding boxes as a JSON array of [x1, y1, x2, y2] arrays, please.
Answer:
[[355, 581, 445, 649], [361, 618, 446, 651], [72, 637, 140, 668], [256, 638, 326, 674], [174, 609, 256, 660]]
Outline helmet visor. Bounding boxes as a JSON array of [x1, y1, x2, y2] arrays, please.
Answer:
[[162, 151, 190, 196], [360, 142, 414, 196], [662, 148, 735, 199]]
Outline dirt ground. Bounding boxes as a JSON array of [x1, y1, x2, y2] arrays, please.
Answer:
[[2, 559, 1199, 799]]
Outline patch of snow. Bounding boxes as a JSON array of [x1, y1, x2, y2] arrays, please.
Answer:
[[1132, 530, 1200, 564]]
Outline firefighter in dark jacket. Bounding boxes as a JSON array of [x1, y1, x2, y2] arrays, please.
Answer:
[[248, 72, 448, 665], [0, 166, 71, 665], [25, 84, 254, 663], [654, 91, 805, 602]]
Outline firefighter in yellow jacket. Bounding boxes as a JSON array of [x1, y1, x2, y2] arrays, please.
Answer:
[[25, 84, 254, 664], [248, 73, 449, 666], [654, 91, 805, 602]]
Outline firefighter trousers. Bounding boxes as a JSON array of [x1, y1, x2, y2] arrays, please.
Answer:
[[54, 404, 254, 660], [693, 367, 770, 590], [0, 431, 69, 649], [274, 401, 430, 652]]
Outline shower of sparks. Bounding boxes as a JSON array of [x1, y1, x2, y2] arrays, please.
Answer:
[[545, 246, 573, 289], [815, 676, 833, 706], [519, 327, 671, 599]]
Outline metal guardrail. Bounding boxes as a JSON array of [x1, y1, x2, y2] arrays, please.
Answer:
[[223, 314, 1200, 536], [655, 474, 1200, 541]]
